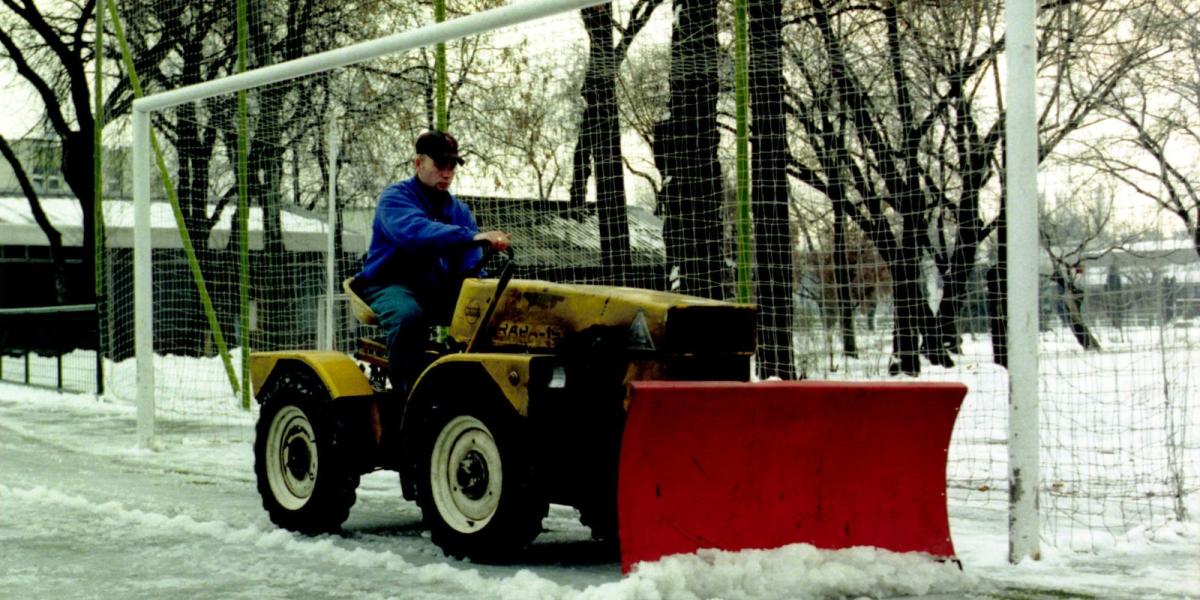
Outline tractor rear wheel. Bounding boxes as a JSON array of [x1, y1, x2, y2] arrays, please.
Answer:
[[254, 369, 359, 534], [418, 398, 546, 561]]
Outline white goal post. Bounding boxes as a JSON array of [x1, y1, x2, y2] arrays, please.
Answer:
[[1004, 0, 1042, 564]]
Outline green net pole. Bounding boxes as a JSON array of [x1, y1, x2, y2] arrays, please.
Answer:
[[435, 0, 447, 129], [733, 0, 752, 304], [93, 0, 106, 396], [237, 0, 252, 410], [106, 0, 242, 400]]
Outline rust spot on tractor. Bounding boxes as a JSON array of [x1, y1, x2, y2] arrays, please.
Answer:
[[521, 291, 566, 309]]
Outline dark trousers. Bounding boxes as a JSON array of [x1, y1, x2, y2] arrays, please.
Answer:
[[359, 281, 429, 393]]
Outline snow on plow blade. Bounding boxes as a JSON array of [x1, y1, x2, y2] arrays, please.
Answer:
[[617, 380, 966, 573]]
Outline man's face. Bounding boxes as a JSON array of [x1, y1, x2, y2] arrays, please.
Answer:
[[415, 154, 457, 191]]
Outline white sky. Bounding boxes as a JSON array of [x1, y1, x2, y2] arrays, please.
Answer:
[[0, 70, 42, 139]]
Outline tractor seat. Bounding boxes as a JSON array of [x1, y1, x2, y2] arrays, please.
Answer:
[[343, 277, 379, 326], [344, 277, 387, 375]]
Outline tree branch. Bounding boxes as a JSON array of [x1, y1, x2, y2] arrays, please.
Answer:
[[0, 22, 71, 135]]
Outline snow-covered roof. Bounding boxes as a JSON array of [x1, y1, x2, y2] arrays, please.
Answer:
[[1078, 259, 1200, 286], [1044, 238, 1197, 267], [0, 195, 366, 253], [1125, 238, 1197, 254]]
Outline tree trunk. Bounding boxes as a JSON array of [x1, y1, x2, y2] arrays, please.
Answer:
[[654, 0, 724, 299], [61, 129, 96, 304], [902, 220, 952, 370], [887, 261, 924, 376], [251, 125, 291, 350], [749, 0, 795, 379], [831, 205, 858, 358], [569, 136, 591, 213], [247, 3, 292, 351], [934, 232, 981, 358], [933, 260, 966, 356], [1052, 269, 1101, 351], [929, 95, 999, 362], [882, 212, 927, 376], [1193, 211, 1199, 260], [987, 264, 1007, 368], [175, 99, 230, 356], [581, 5, 632, 286], [989, 203, 1008, 367]]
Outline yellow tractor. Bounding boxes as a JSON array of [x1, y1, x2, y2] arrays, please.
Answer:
[[249, 247, 965, 570]]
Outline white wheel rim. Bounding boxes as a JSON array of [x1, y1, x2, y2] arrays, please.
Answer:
[[430, 415, 503, 534], [266, 405, 318, 511]]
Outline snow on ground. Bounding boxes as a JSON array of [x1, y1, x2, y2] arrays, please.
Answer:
[[2, 322, 1199, 598], [1, 375, 1196, 598]]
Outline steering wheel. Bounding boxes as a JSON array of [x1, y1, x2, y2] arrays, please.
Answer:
[[461, 239, 514, 279]]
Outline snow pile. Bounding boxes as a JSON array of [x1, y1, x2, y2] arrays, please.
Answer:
[[585, 545, 976, 600]]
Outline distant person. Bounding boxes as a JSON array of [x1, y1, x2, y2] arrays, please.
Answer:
[[352, 130, 510, 392]]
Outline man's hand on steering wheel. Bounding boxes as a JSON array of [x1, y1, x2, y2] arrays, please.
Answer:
[[473, 230, 511, 251], [461, 231, 514, 278]]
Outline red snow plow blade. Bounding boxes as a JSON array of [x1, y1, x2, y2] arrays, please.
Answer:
[[617, 380, 966, 573]]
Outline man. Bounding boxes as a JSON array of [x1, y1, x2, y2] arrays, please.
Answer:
[[354, 130, 510, 392]]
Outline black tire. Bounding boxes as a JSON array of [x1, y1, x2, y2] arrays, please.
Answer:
[[254, 368, 359, 534], [417, 397, 547, 562]]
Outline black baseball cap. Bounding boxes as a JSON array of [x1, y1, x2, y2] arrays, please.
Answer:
[[415, 130, 465, 167]]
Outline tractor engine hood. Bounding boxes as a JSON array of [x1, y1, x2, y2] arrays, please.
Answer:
[[449, 279, 756, 355]]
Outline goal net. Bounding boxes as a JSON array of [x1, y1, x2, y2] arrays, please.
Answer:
[[95, 0, 1196, 554]]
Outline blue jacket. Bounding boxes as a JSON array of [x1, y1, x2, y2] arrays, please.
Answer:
[[357, 177, 482, 302]]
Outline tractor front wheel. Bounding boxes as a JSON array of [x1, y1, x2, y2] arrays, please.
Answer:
[[418, 400, 546, 561], [254, 369, 359, 534]]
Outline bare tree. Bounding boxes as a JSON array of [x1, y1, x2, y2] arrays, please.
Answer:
[[245, 0, 343, 349], [569, 1, 662, 285], [463, 68, 575, 201], [0, 135, 68, 301], [803, 216, 891, 337], [614, 42, 668, 207], [781, 0, 1167, 372], [783, 0, 951, 375], [1040, 178, 1151, 350], [0, 0, 102, 303], [1079, 0, 1200, 258]]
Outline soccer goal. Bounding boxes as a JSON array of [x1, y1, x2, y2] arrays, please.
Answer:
[[109, 0, 1195, 564]]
